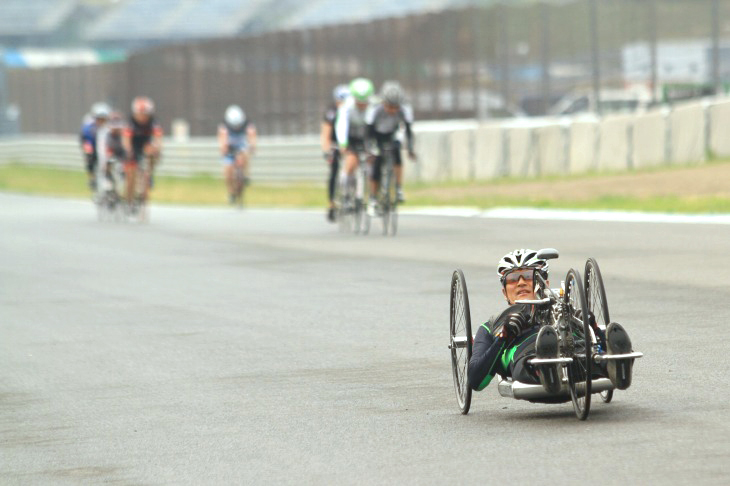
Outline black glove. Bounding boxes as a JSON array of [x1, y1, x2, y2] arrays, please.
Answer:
[[503, 312, 528, 339]]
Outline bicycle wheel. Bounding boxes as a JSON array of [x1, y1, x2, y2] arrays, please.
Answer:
[[585, 258, 613, 403], [381, 169, 392, 236], [449, 269, 473, 414], [563, 269, 592, 420]]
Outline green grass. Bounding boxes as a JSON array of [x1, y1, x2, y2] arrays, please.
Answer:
[[2, 162, 730, 213]]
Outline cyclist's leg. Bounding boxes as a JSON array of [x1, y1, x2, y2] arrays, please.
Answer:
[[393, 148, 405, 202], [86, 154, 98, 191], [223, 157, 235, 202], [328, 150, 339, 206], [124, 158, 138, 204]]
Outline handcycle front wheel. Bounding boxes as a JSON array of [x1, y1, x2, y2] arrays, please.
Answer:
[[564, 269, 592, 420], [584, 258, 613, 404], [449, 269, 473, 414]]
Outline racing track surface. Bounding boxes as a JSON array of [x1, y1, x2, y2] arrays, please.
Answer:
[[2, 192, 729, 485]]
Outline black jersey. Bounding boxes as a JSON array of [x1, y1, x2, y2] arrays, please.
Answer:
[[126, 115, 162, 156], [323, 102, 338, 143]]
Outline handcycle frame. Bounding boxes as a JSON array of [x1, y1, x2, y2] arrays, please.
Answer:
[[449, 248, 643, 420]]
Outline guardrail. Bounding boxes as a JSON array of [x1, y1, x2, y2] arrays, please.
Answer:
[[0, 135, 326, 183], [2, 97, 729, 184]]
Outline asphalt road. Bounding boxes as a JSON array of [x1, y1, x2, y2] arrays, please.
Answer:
[[2, 193, 729, 485]]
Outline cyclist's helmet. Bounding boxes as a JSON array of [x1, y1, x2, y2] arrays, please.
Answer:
[[91, 102, 111, 119], [381, 81, 405, 106], [131, 96, 155, 116], [497, 248, 549, 285], [333, 84, 350, 102], [349, 77, 374, 103], [224, 105, 246, 127]]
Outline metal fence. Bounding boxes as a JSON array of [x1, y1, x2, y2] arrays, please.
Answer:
[[6, 0, 730, 136]]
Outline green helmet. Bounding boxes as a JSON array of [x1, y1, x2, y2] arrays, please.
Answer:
[[349, 77, 374, 102]]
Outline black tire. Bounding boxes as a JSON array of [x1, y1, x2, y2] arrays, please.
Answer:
[[354, 198, 363, 234], [563, 269, 592, 420], [450, 269, 473, 414], [584, 258, 613, 404]]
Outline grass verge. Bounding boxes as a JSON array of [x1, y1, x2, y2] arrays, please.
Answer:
[[2, 162, 730, 213]]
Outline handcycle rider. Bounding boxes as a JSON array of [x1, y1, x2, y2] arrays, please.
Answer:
[[218, 104, 257, 204], [335, 77, 375, 209], [122, 96, 162, 209], [467, 249, 635, 395], [365, 80, 416, 216]]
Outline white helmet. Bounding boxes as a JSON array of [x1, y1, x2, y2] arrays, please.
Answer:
[[381, 81, 405, 105], [91, 102, 111, 119], [225, 105, 245, 127], [131, 96, 154, 116], [332, 84, 350, 102], [497, 249, 549, 285]]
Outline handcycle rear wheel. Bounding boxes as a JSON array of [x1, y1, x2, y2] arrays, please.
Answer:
[[584, 258, 613, 403], [564, 269, 592, 420], [449, 269, 473, 414]]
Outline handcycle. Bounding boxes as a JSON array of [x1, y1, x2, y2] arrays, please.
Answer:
[[335, 147, 370, 234], [448, 248, 643, 420]]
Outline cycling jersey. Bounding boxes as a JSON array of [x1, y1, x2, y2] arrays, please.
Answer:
[[80, 119, 101, 159], [125, 115, 162, 161], [335, 98, 372, 149], [106, 131, 127, 160], [468, 304, 541, 391], [366, 103, 414, 153], [221, 120, 252, 156]]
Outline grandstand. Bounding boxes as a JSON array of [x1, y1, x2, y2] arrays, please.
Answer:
[[83, 0, 496, 46], [0, 0, 78, 46], [1, 0, 561, 50]]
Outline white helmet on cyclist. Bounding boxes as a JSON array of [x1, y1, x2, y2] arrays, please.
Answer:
[[131, 96, 155, 116], [91, 102, 111, 119], [381, 81, 405, 106], [333, 84, 350, 102], [497, 249, 549, 285], [225, 104, 246, 127]]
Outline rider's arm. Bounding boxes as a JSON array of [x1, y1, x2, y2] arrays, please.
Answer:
[[246, 123, 257, 154], [320, 121, 332, 153], [468, 322, 508, 391], [217, 124, 228, 155], [150, 124, 163, 156], [335, 104, 350, 151], [401, 105, 415, 155]]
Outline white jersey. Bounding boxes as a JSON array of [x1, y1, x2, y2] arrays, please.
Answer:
[[335, 98, 374, 147]]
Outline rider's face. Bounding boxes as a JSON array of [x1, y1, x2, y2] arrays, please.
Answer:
[[502, 269, 536, 304], [133, 112, 150, 124], [355, 101, 368, 111], [384, 103, 399, 114]]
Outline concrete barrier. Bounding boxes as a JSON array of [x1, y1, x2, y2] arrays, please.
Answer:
[[569, 119, 598, 173], [536, 124, 567, 175], [708, 99, 730, 157], [598, 114, 632, 171], [669, 102, 706, 165], [473, 124, 503, 180], [3, 97, 727, 184], [632, 109, 667, 169]]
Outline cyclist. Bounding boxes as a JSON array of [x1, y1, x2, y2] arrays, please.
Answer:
[[467, 249, 635, 395], [335, 77, 375, 210], [321, 84, 349, 222], [104, 111, 127, 193], [122, 96, 162, 208], [79, 102, 110, 192], [366, 81, 416, 216], [217, 104, 257, 204]]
